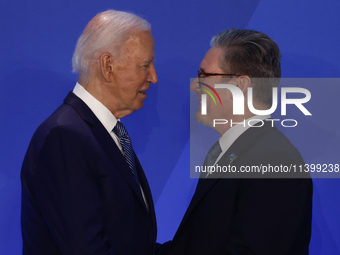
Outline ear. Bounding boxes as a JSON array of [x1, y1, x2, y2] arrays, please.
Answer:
[[236, 75, 251, 95], [100, 53, 114, 82]]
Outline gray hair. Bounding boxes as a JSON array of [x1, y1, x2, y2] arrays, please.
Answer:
[[210, 28, 281, 106], [72, 10, 151, 74]]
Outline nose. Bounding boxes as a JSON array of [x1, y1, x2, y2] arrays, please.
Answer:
[[190, 77, 201, 93], [147, 63, 158, 84]]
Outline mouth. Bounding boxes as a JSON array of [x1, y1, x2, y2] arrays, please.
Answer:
[[138, 89, 148, 96]]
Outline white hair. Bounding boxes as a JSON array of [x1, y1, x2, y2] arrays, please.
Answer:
[[72, 10, 151, 74]]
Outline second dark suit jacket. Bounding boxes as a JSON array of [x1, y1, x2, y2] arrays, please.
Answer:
[[21, 92, 157, 255], [166, 121, 313, 255]]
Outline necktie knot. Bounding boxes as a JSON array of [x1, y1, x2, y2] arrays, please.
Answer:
[[113, 121, 129, 140]]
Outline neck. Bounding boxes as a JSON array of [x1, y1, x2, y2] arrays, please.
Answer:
[[214, 112, 255, 137], [78, 77, 132, 119]]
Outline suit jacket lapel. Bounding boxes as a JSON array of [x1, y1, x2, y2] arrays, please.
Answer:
[[178, 121, 276, 230], [63, 92, 147, 210]]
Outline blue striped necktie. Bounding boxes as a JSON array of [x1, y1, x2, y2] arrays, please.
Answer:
[[113, 121, 140, 185], [203, 141, 222, 178], [196, 141, 222, 189], [204, 141, 222, 168]]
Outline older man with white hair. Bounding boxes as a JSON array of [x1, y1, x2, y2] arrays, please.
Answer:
[[21, 10, 158, 255]]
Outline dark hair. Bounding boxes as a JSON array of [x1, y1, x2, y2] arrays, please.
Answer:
[[211, 28, 281, 105]]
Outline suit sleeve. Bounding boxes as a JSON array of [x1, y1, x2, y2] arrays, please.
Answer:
[[31, 125, 114, 255], [226, 150, 313, 255]]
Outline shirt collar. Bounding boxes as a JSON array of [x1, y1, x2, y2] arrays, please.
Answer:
[[219, 115, 271, 153], [73, 82, 118, 133]]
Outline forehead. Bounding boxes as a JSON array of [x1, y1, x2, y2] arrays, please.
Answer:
[[123, 30, 155, 59], [127, 30, 154, 45], [200, 47, 225, 72]]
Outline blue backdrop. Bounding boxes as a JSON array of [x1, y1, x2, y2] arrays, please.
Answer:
[[1, 0, 339, 254]]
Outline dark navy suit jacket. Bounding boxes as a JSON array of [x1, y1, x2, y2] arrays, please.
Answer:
[[21, 92, 157, 255], [164, 121, 313, 255]]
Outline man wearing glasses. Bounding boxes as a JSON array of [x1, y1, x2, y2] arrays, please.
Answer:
[[161, 28, 312, 255]]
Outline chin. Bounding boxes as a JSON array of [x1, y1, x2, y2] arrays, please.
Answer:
[[134, 101, 144, 111], [195, 111, 213, 128]]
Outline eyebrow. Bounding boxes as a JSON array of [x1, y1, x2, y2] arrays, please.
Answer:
[[143, 58, 154, 63]]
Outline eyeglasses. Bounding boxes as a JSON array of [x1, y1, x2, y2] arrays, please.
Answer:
[[198, 70, 239, 78]]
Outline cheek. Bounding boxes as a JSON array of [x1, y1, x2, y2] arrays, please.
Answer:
[[121, 79, 143, 94], [206, 95, 219, 112], [131, 73, 148, 90]]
